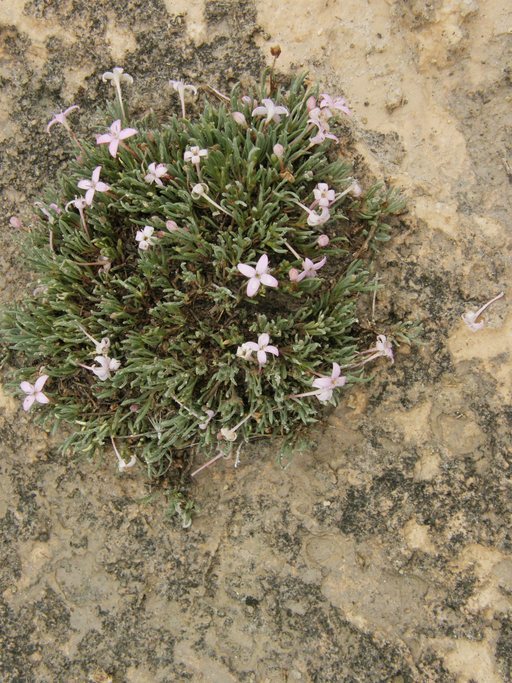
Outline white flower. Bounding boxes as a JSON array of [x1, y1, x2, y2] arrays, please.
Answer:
[[91, 356, 121, 381], [169, 79, 198, 117], [184, 146, 208, 165], [236, 343, 254, 360], [252, 98, 289, 124], [136, 225, 156, 251], [20, 375, 49, 412], [102, 67, 133, 88], [144, 162, 168, 187]]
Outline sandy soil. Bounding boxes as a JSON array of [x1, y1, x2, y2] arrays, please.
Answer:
[[1, 0, 511, 681]]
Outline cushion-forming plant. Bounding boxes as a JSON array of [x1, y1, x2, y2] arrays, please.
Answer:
[[1, 68, 410, 509]]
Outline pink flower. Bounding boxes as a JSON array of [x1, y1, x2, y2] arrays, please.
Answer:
[[306, 96, 317, 111], [144, 162, 168, 186], [317, 234, 330, 247], [47, 105, 80, 133], [96, 119, 137, 158], [290, 363, 347, 403], [354, 334, 395, 367], [237, 254, 278, 297], [9, 216, 22, 228], [296, 256, 327, 282], [319, 93, 351, 116], [78, 166, 111, 205], [252, 98, 289, 124], [20, 375, 50, 411], [312, 363, 347, 401], [462, 292, 504, 332], [243, 333, 279, 366], [313, 183, 335, 207], [309, 126, 338, 146]]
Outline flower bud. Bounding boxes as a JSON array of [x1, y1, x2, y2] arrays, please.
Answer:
[[273, 143, 284, 159], [166, 220, 179, 232], [317, 234, 330, 247], [231, 111, 247, 126], [306, 96, 317, 111], [9, 216, 22, 228], [350, 181, 362, 197], [191, 183, 207, 198], [289, 267, 300, 282]]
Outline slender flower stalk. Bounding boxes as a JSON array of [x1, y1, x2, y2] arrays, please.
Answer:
[[65, 196, 89, 237], [191, 183, 232, 217], [102, 67, 133, 120], [462, 292, 504, 331], [169, 79, 197, 118]]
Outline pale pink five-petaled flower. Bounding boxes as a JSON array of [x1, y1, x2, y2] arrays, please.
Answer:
[[20, 375, 50, 411], [78, 166, 110, 205], [242, 333, 279, 366], [96, 119, 137, 158], [136, 226, 157, 251], [184, 146, 208, 165], [47, 105, 80, 133], [252, 98, 289, 124], [319, 93, 351, 116], [237, 254, 278, 297], [144, 162, 168, 187], [313, 183, 336, 207], [312, 363, 347, 402], [296, 256, 327, 282]]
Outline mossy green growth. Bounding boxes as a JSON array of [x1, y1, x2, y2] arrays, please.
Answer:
[[1, 72, 407, 485]]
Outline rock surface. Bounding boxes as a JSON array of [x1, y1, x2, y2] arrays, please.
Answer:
[[1, 1, 511, 681]]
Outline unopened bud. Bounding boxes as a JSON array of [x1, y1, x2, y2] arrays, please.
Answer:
[[166, 220, 179, 232], [273, 143, 284, 159], [289, 267, 300, 282], [350, 181, 362, 197], [317, 234, 330, 247], [231, 111, 247, 126], [270, 45, 281, 58], [9, 216, 22, 228]]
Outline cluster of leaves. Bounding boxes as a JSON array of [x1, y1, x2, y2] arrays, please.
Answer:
[[1, 72, 407, 483]]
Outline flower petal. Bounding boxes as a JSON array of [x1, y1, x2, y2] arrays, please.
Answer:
[[246, 278, 260, 297], [108, 139, 120, 157], [266, 345, 279, 356], [119, 127, 137, 139], [259, 273, 278, 288], [20, 381, 33, 394], [312, 377, 332, 389], [34, 375, 49, 392], [245, 342, 259, 351], [255, 254, 269, 273], [237, 263, 256, 278], [257, 350, 267, 365], [23, 394, 35, 411], [258, 333, 270, 347], [35, 392, 49, 404], [331, 363, 341, 379]]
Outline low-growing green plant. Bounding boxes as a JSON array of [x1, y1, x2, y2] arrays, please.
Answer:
[[1, 67, 411, 498]]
